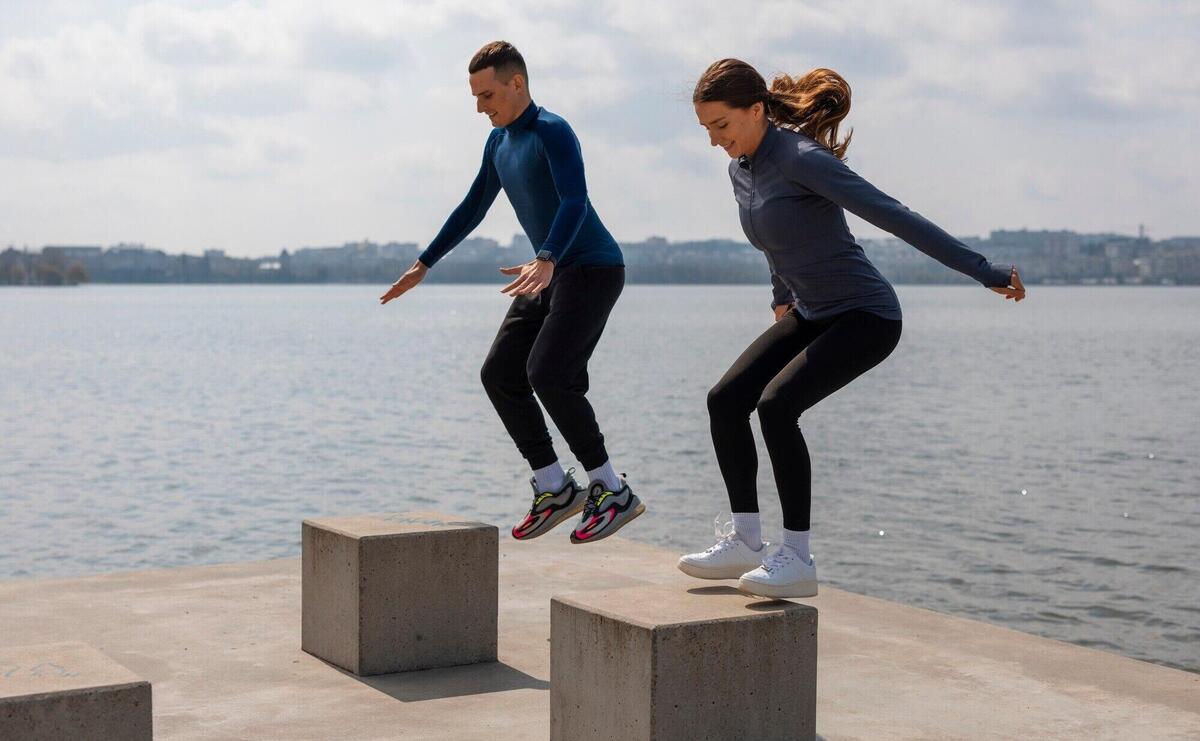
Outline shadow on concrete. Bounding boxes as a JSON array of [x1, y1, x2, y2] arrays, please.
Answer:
[[686, 585, 742, 596], [355, 660, 549, 703], [685, 586, 807, 612], [742, 599, 802, 612], [686, 587, 806, 606]]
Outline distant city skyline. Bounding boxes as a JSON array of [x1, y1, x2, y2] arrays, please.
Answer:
[[7, 228, 1200, 286], [2, 2, 1198, 256], [4, 224, 1196, 261]]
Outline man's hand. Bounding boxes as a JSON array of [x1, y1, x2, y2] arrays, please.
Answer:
[[773, 304, 792, 322], [499, 258, 554, 297], [379, 260, 428, 305], [988, 266, 1027, 302]]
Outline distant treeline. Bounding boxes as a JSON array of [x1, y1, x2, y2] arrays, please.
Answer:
[[4, 229, 1200, 286]]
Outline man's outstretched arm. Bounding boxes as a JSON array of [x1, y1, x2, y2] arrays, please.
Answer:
[[381, 134, 501, 305], [418, 132, 503, 268]]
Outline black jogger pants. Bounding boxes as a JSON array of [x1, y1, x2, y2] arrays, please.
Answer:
[[707, 307, 902, 531], [480, 264, 624, 471]]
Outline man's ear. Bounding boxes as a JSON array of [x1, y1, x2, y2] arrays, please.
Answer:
[[510, 73, 527, 94]]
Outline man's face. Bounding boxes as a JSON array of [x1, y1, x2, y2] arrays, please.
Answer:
[[470, 66, 526, 127]]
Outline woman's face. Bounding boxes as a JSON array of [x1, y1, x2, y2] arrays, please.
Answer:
[[694, 100, 767, 159]]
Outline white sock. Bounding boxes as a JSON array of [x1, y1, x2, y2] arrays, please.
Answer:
[[533, 461, 566, 493], [783, 528, 812, 563], [586, 460, 622, 491], [731, 512, 762, 550]]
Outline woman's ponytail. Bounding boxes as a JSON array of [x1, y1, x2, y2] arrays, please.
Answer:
[[766, 68, 853, 160]]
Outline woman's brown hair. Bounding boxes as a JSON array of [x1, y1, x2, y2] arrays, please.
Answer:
[[693, 58, 853, 160]]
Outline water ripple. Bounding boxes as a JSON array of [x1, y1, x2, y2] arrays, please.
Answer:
[[1, 284, 1198, 675]]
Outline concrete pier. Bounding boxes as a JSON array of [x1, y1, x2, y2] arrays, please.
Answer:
[[551, 584, 817, 740], [0, 642, 152, 740], [0, 535, 1197, 739], [301, 512, 498, 675]]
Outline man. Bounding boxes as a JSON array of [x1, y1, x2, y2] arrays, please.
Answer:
[[379, 41, 644, 543]]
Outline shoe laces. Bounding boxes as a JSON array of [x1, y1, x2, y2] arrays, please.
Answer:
[[704, 515, 738, 554], [762, 545, 801, 573], [581, 487, 603, 520], [713, 514, 734, 539], [582, 474, 626, 519]]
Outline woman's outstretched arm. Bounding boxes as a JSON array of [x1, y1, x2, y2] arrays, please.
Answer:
[[784, 143, 1017, 290]]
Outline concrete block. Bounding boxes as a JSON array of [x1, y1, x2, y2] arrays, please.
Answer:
[[0, 642, 152, 741], [302, 511, 498, 676], [551, 584, 817, 741]]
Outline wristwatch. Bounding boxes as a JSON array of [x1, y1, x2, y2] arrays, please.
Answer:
[[535, 250, 556, 264]]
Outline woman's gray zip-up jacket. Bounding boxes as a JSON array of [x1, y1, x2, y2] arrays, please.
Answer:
[[730, 124, 1012, 321]]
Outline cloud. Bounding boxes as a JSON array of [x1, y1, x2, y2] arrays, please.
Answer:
[[1033, 68, 1159, 121], [302, 24, 407, 74], [134, 4, 260, 66], [179, 73, 310, 117], [0, 107, 228, 160], [0, 0, 1197, 253], [995, 0, 1085, 48]]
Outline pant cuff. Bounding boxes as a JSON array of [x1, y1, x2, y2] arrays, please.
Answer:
[[525, 447, 560, 471]]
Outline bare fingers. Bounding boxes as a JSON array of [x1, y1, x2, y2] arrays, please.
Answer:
[[380, 281, 411, 304], [990, 286, 1026, 302], [504, 270, 553, 296], [517, 276, 550, 296], [501, 272, 531, 295]]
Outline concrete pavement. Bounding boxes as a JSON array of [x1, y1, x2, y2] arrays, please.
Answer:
[[0, 535, 1196, 739]]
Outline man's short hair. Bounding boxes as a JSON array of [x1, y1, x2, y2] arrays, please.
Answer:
[[468, 41, 528, 83]]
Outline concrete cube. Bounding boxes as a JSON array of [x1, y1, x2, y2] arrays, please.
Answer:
[[302, 511, 498, 676], [551, 584, 817, 741], [0, 642, 152, 741]]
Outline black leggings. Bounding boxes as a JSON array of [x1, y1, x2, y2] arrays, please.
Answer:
[[707, 308, 902, 531], [480, 264, 625, 471]]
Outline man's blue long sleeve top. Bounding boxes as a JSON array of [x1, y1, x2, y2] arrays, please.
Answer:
[[418, 101, 623, 269]]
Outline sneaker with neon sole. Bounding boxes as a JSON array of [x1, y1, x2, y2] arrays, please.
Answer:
[[569, 477, 645, 544], [511, 469, 586, 541]]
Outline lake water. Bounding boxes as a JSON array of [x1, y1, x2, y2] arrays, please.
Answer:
[[1, 284, 1197, 674]]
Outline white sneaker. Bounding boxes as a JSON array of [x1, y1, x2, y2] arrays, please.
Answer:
[[677, 520, 769, 580], [738, 545, 818, 598]]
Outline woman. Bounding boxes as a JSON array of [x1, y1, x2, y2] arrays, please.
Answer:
[[677, 59, 1025, 599]]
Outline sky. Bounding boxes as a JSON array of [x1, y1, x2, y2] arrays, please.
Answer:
[[1, 0, 1197, 257]]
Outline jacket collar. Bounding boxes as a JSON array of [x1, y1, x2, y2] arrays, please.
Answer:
[[739, 123, 781, 170], [506, 100, 539, 130]]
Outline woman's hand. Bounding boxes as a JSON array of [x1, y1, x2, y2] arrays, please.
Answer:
[[379, 260, 428, 304], [989, 266, 1026, 302], [499, 258, 554, 297], [773, 304, 791, 322]]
